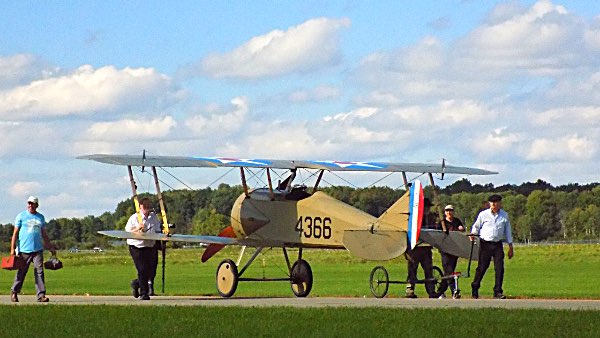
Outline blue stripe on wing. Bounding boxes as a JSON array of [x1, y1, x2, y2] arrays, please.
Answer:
[[307, 160, 387, 171]]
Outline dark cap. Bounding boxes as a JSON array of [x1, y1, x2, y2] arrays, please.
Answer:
[[488, 194, 502, 202], [423, 198, 433, 207]]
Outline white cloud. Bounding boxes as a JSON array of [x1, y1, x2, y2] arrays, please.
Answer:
[[84, 116, 177, 141], [532, 106, 600, 127], [0, 65, 183, 120], [525, 135, 596, 161], [0, 54, 56, 89], [9, 181, 42, 198], [288, 85, 340, 103], [185, 96, 248, 135], [454, 0, 584, 77], [199, 17, 351, 79]]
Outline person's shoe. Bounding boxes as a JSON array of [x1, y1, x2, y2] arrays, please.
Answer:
[[10, 292, 18, 303], [494, 293, 506, 299], [405, 292, 418, 299], [140, 294, 151, 300], [472, 289, 479, 299], [37, 296, 49, 303], [438, 293, 446, 299], [148, 282, 155, 296], [130, 279, 139, 299]]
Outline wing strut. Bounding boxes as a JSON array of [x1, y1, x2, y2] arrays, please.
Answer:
[[240, 168, 249, 197], [401, 172, 409, 189], [127, 166, 144, 226], [313, 170, 325, 192], [151, 166, 169, 294], [266, 168, 275, 201], [428, 173, 447, 232]]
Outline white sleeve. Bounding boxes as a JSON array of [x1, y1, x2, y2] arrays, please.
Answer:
[[125, 214, 138, 232]]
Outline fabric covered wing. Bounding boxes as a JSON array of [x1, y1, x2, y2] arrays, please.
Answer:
[[78, 154, 496, 175], [418, 229, 479, 260], [98, 230, 248, 246]]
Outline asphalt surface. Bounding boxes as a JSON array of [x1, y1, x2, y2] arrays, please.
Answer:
[[3, 295, 600, 310]]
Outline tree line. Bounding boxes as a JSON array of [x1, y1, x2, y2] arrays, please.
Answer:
[[1, 179, 598, 251]]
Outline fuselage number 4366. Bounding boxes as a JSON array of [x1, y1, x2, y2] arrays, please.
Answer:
[[295, 216, 332, 239]]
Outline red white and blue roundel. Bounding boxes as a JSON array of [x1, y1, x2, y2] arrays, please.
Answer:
[[407, 180, 424, 250]]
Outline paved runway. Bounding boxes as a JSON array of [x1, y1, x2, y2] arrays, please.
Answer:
[[3, 295, 600, 310]]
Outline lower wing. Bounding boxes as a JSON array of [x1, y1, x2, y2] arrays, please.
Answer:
[[98, 230, 244, 246]]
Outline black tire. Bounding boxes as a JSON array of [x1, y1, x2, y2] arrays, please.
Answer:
[[369, 266, 389, 298], [216, 259, 238, 298], [290, 259, 313, 297]]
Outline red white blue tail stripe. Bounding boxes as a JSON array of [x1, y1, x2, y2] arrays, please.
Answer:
[[407, 180, 424, 249]]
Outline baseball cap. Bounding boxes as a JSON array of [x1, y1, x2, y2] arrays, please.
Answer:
[[488, 194, 502, 202], [444, 204, 454, 210], [27, 196, 39, 205]]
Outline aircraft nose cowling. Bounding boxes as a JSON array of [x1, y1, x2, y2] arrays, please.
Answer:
[[230, 193, 271, 237]]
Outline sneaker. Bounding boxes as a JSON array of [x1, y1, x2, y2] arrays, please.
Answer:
[[405, 292, 418, 299], [472, 289, 479, 299], [37, 296, 49, 303], [10, 292, 18, 303], [438, 293, 446, 299], [140, 294, 151, 300], [494, 293, 506, 299], [130, 279, 139, 299]]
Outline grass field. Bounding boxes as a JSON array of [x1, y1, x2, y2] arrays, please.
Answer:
[[0, 306, 598, 337], [1, 243, 598, 299], [1, 244, 598, 337]]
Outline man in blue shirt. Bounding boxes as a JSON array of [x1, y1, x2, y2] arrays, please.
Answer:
[[10, 196, 56, 303], [470, 194, 514, 299]]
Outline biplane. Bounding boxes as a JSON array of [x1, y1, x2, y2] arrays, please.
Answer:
[[78, 154, 495, 297]]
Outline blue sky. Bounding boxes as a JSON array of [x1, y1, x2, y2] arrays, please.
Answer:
[[1, 1, 600, 223]]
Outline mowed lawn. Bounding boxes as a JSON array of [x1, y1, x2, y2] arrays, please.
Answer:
[[0, 306, 598, 337], [1, 243, 598, 299]]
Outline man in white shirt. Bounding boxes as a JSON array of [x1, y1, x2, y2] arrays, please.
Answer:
[[126, 197, 162, 300], [470, 194, 514, 299]]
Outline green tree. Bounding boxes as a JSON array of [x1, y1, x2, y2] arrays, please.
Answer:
[[191, 208, 227, 235]]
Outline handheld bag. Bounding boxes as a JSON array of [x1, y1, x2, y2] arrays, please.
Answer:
[[44, 255, 63, 270], [1, 255, 25, 270]]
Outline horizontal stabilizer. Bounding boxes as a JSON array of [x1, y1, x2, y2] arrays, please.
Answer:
[[419, 229, 479, 260], [342, 230, 407, 261]]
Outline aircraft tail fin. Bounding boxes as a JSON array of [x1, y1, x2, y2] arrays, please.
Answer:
[[201, 226, 236, 263], [341, 180, 423, 260], [376, 180, 422, 234]]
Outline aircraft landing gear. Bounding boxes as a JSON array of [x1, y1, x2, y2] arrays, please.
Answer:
[[216, 259, 239, 298], [213, 247, 314, 298], [290, 259, 313, 297]]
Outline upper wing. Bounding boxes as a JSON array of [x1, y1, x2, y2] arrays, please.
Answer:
[[78, 154, 496, 175]]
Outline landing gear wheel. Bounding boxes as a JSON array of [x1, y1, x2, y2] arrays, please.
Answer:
[[290, 259, 313, 297], [216, 259, 238, 298], [369, 266, 389, 298], [432, 266, 443, 291]]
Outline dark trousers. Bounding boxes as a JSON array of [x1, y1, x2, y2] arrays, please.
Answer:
[[471, 240, 505, 295], [406, 246, 436, 297], [11, 251, 46, 299], [129, 245, 155, 297], [437, 252, 459, 294]]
